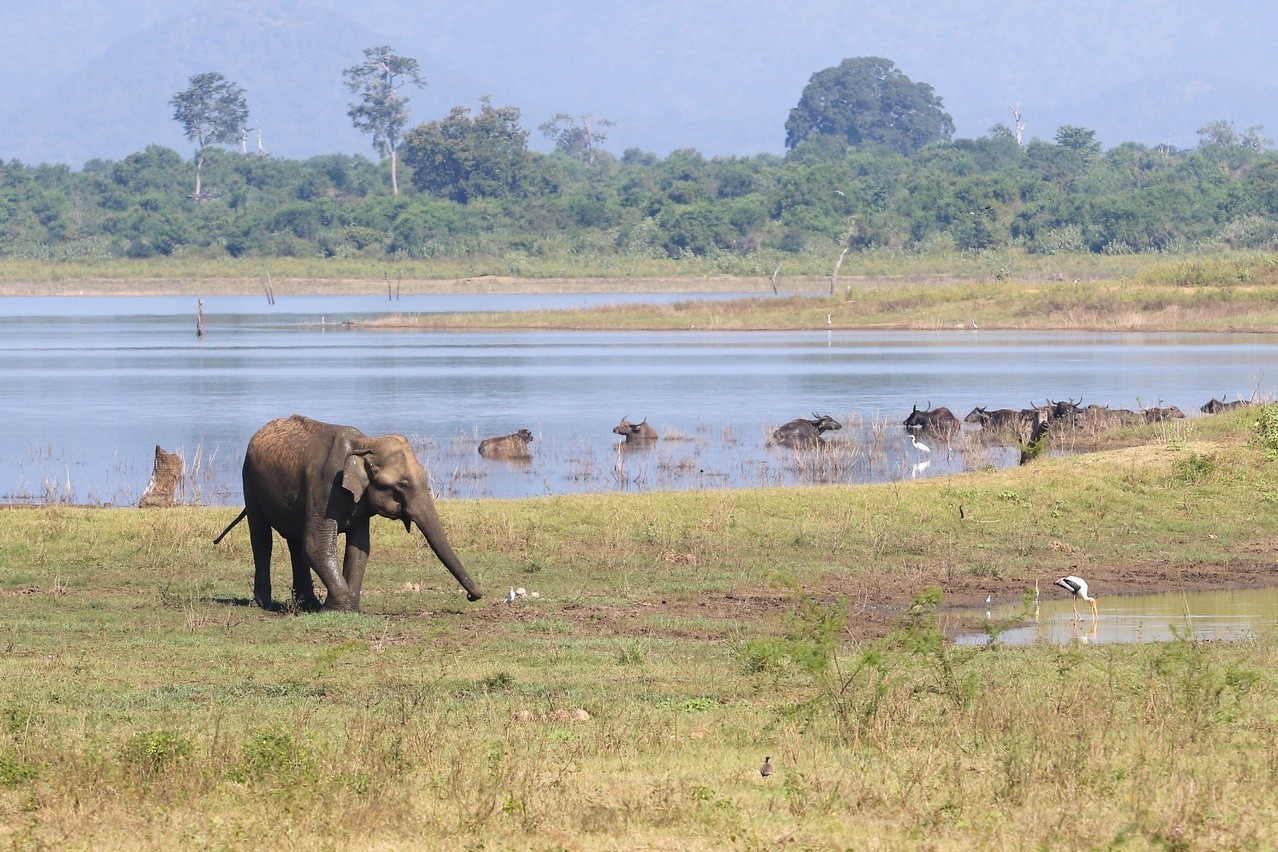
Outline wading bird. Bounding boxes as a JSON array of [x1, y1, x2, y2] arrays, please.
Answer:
[[1054, 575, 1097, 619], [910, 433, 930, 453]]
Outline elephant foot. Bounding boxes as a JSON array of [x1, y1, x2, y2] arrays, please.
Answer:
[[292, 593, 324, 613], [253, 594, 282, 613], [320, 598, 360, 614]]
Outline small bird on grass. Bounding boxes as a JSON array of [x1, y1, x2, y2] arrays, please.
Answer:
[[760, 756, 774, 777], [504, 586, 516, 605]]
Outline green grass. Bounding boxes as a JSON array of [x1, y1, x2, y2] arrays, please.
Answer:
[[0, 249, 1168, 295], [341, 253, 1278, 333], [2, 410, 1278, 846]]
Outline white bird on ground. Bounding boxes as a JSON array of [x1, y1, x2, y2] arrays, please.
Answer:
[[910, 433, 931, 453], [505, 586, 517, 605], [1054, 575, 1097, 619]]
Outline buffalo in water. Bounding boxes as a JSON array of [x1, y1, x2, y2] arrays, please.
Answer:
[[964, 406, 1037, 433], [613, 417, 659, 443], [903, 403, 960, 437], [1200, 397, 1253, 414], [772, 413, 842, 448], [478, 429, 534, 460], [1142, 406, 1186, 423]]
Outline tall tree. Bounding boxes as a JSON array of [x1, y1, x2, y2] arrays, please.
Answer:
[[784, 57, 953, 155], [539, 113, 616, 164], [343, 46, 425, 196], [1054, 125, 1102, 154], [170, 72, 249, 199], [401, 97, 533, 203]]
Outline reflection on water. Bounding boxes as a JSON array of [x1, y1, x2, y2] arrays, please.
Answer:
[[955, 587, 1278, 645], [3, 293, 1278, 505]]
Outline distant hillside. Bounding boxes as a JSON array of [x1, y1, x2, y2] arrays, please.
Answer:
[[4, 0, 1278, 166], [0, 0, 489, 165]]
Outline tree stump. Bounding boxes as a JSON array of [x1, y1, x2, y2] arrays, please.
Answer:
[[139, 445, 184, 507]]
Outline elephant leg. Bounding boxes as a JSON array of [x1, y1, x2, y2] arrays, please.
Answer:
[[342, 523, 371, 609], [303, 518, 356, 612], [247, 513, 277, 611], [286, 538, 323, 612]]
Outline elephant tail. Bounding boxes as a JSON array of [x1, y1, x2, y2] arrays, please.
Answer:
[[213, 508, 248, 544]]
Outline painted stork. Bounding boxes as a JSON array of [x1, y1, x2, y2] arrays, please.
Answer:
[[1054, 575, 1097, 619]]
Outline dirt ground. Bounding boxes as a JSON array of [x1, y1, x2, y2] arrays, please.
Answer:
[[442, 549, 1278, 644]]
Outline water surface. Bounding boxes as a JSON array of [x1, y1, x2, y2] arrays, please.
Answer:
[[3, 293, 1275, 505], [955, 587, 1278, 645]]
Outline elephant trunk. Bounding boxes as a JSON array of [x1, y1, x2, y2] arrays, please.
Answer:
[[411, 501, 482, 601]]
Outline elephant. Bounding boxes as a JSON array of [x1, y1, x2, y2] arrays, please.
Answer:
[[214, 415, 482, 613]]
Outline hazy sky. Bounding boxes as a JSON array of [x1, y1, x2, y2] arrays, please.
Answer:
[[4, 1, 1277, 164]]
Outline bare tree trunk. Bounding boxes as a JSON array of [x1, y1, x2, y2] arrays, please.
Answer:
[[194, 149, 205, 199], [390, 147, 399, 196], [1009, 104, 1025, 146], [830, 247, 849, 296]]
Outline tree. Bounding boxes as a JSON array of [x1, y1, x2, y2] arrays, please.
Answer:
[[401, 97, 533, 203], [784, 57, 953, 155], [539, 113, 616, 164], [1198, 119, 1272, 152], [343, 46, 425, 196], [1054, 125, 1102, 154], [170, 72, 249, 199]]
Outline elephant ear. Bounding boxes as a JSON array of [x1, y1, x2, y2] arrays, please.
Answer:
[[342, 450, 373, 502]]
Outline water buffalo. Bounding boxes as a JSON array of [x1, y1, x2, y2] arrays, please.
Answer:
[[903, 403, 960, 437], [1046, 397, 1084, 424], [1200, 397, 1253, 414], [478, 428, 534, 459], [1142, 406, 1186, 423], [1072, 404, 1141, 430], [964, 406, 1032, 432], [772, 413, 842, 448], [613, 417, 658, 443]]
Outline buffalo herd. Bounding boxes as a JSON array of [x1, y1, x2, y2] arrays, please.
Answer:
[[473, 396, 1254, 461]]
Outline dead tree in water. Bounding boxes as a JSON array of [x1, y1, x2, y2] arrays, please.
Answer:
[[139, 446, 184, 507], [1019, 410, 1050, 465]]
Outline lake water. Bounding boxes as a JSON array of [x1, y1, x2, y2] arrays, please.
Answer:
[[954, 586, 1278, 645], [3, 292, 1276, 506]]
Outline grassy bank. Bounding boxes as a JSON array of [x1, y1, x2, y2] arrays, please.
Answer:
[[2, 410, 1277, 847], [0, 250, 1172, 296], [367, 254, 1278, 334]]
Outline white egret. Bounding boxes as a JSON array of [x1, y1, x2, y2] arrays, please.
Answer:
[[1054, 575, 1097, 619], [910, 433, 931, 453], [505, 586, 517, 605]]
